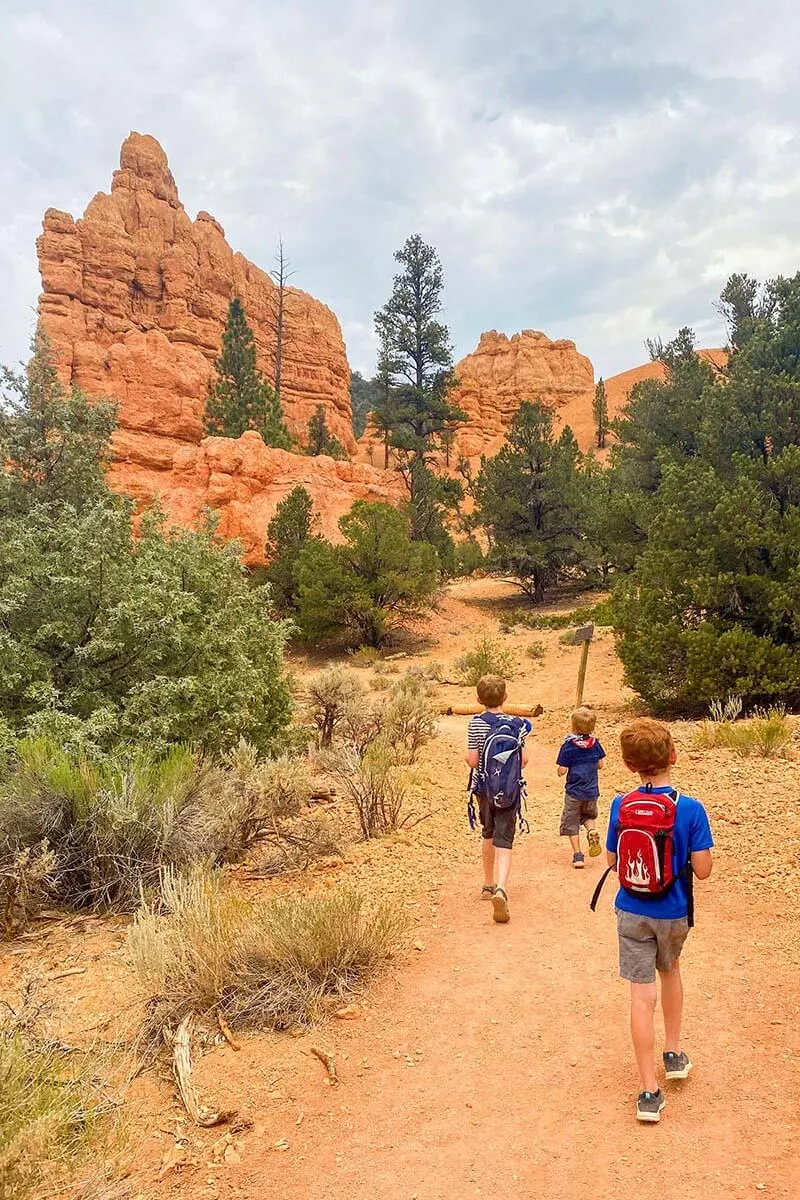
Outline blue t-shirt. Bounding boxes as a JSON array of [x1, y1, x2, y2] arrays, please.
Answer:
[[606, 787, 713, 920], [556, 735, 605, 800]]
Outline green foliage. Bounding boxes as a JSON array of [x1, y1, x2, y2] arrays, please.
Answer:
[[263, 486, 316, 614], [0, 739, 254, 913], [500, 600, 613, 632], [205, 298, 292, 449], [306, 405, 347, 459], [294, 502, 439, 647], [453, 537, 485, 577], [455, 637, 516, 687], [526, 641, 546, 663], [0, 501, 292, 751], [0, 336, 292, 753], [475, 401, 587, 602], [374, 235, 466, 549], [611, 272, 800, 712], [0, 332, 116, 515], [593, 377, 608, 449], [349, 645, 382, 668]]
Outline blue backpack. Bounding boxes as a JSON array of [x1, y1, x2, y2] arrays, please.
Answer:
[[467, 712, 531, 833]]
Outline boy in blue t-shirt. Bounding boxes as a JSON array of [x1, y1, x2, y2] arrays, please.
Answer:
[[556, 706, 605, 868], [607, 718, 713, 1124]]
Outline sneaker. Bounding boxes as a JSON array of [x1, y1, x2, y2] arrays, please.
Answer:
[[481, 884, 495, 901], [636, 1089, 666, 1123], [572, 852, 585, 869], [491, 887, 510, 923], [587, 829, 602, 857], [663, 1051, 693, 1080]]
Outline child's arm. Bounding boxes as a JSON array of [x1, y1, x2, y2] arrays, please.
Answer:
[[691, 849, 713, 879], [466, 749, 479, 768], [606, 850, 617, 869], [522, 748, 529, 767], [557, 765, 567, 777], [597, 758, 605, 770]]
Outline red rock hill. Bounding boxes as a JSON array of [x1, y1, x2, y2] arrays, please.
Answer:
[[35, 133, 404, 562]]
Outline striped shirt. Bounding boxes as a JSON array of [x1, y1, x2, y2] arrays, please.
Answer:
[[467, 715, 493, 754]]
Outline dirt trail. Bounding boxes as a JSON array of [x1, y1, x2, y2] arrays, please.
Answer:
[[181, 720, 799, 1200]]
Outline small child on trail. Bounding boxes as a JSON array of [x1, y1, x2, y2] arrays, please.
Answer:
[[556, 706, 605, 869], [465, 674, 530, 925], [597, 718, 713, 1124]]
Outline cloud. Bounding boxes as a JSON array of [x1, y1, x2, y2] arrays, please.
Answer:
[[1, 0, 800, 382]]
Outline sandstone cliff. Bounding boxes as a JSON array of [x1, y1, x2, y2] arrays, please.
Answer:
[[449, 330, 595, 458], [109, 432, 403, 565], [37, 132, 355, 458]]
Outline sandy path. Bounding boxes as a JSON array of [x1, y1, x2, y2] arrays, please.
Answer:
[[195, 728, 799, 1200]]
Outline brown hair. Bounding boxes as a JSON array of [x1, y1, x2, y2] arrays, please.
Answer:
[[620, 718, 674, 776], [571, 706, 597, 735], [477, 675, 506, 708]]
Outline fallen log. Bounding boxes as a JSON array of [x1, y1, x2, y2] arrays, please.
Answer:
[[439, 703, 544, 718], [170, 1014, 232, 1126]]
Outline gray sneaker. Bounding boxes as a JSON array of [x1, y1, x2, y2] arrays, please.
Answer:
[[636, 1089, 666, 1123], [572, 852, 585, 869], [663, 1051, 693, 1080]]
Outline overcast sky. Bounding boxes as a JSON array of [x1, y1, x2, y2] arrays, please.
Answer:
[[2, 0, 799, 380]]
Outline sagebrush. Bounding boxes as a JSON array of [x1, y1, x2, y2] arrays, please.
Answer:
[[129, 868, 405, 1036], [696, 705, 793, 758], [455, 637, 516, 686]]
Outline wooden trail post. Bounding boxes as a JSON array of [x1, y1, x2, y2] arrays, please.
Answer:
[[572, 623, 595, 707]]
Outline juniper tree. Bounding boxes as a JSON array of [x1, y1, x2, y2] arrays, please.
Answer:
[[306, 405, 347, 459], [593, 377, 608, 449]]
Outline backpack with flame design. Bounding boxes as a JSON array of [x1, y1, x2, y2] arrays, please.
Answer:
[[590, 786, 695, 927]]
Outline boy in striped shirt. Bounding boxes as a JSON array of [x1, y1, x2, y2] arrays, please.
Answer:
[[465, 674, 529, 923]]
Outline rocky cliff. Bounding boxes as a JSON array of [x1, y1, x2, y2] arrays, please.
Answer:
[[450, 330, 595, 458], [37, 132, 355, 460]]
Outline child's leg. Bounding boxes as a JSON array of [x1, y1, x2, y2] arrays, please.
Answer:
[[494, 846, 512, 892], [569, 834, 580, 852], [630, 982, 659, 1093], [659, 960, 684, 1055], [482, 836, 495, 887]]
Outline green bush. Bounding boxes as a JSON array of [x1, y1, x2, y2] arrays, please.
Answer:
[[0, 739, 248, 915], [294, 501, 439, 647], [455, 637, 516, 687], [0, 336, 293, 754], [453, 538, 485, 577]]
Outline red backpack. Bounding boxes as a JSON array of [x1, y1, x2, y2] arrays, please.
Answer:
[[591, 786, 694, 925]]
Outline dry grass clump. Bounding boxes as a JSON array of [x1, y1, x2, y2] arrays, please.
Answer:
[[129, 868, 405, 1036], [455, 637, 516, 686], [325, 745, 422, 839], [382, 675, 438, 764], [696, 698, 794, 758], [0, 842, 57, 937], [349, 645, 382, 668], [526, 640, 546, 663], [0, 1013, 110, 1200], [306, 667, 365, 747], [0, 739, 245, 917], [249, 810, 347, 877]]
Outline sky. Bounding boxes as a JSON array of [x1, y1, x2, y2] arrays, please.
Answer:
[[2, 0, 800, 381]]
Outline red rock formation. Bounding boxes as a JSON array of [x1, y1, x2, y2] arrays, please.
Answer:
[[37, 132, 355, 455], [449, 330, 595, 459], [109, 432, 404, 565]]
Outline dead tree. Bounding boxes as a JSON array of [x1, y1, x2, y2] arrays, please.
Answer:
[[268, 237, 295, 404]]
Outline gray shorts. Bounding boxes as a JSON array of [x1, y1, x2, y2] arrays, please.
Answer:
[[616, 908, 690, 984], [559, 793, 598, 837]]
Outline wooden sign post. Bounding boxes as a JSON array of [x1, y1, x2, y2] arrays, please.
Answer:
[[572, 623, 595, 707]]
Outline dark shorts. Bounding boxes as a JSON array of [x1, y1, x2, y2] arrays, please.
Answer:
[[616, 908, 690, 984], [479, 795, 516, 849], [559, 792, 598, 837]]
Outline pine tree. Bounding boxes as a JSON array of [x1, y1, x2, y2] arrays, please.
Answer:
[[474, 401, 586, 603], [205, 298, 292, 449], [374, 235, 465, 461], [593, 377, 608, 449], [264, 486, 317, 613], [306, 405, 347, 459]]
